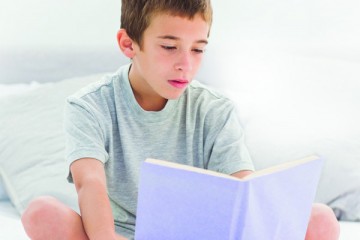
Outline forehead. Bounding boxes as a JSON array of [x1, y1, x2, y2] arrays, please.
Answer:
[[144, 13, 210, 41]]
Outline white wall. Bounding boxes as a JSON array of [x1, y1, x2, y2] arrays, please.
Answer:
[[0, 0, 120, 48], [1, 0, 360, 48], [211, 0, 360, 46]]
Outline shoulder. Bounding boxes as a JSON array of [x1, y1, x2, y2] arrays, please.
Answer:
[[186, 80, 235, 110], [68, 72, 117, 101], [182, 80, 240, 129], [66, 65, 129, 106]]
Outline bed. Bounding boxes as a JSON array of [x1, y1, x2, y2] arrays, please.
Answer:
[[0, 43, 359, 239], [0, 202, 359, 240]]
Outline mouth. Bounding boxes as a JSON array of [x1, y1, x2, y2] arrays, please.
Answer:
[[168, 79, 189, 89]]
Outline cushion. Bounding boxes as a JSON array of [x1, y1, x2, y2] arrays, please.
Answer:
[[0, 178, 9, 200], [0, 74, 106, 214], [0, 82, 43, 201], [203, 42, 360, 221]]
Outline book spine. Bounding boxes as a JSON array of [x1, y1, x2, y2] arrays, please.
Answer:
[[229, 182, 248, 240]]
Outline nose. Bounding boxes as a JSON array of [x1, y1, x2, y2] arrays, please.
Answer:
[[174, 51, 192, 72]]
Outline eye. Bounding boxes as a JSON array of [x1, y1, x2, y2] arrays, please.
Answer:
[[161, 45, 176, 51], [192, 48, 205, 54]]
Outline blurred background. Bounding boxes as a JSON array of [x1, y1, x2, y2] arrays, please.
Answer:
[[1, 0, 360, 47], [1, 0, 359, 83]]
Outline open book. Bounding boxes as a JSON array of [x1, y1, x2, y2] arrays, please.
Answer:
[[135, 155, 324, 240]]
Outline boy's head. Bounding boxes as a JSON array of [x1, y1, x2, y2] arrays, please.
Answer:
[[121, 0, 212, 47], [118, 0, 213, 110]]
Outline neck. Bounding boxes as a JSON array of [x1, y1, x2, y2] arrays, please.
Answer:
[[128, 64, 168, 111], [133, 91, 168, 111]]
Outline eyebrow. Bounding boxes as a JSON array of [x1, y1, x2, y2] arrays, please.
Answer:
[[157, 35, 208, 45]]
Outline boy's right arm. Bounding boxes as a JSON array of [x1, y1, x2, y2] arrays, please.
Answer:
[[70, 158, 128, 240]]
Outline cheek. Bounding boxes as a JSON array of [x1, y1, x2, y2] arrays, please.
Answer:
[[193, 55, 204, 70], [156, 51, 175, 64], [141, 51, 168, 72]]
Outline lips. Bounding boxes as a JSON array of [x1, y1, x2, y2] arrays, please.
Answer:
[[168, 79, 189, 89]]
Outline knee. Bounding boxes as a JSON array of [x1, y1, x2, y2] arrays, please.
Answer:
[[305, 203, 340, 240], [22, 196, 58, 225], [21, 196, 62, 238]]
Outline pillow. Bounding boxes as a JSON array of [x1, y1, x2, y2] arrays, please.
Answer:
[[0, 82, 44, 201], [0, 82, 43, 98], [0, 178, 9, 200], [208, 43, 360, 221], [0, 73, 106, 214]]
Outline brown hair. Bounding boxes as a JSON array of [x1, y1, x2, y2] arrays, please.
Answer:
[[121, 0, 212, 46]]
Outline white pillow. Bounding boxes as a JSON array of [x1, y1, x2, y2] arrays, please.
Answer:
[[207, 44, 360, 221], [0, 178, 9, 200], [0, 82, 43, 98], [0, 82, 44, 201], [0, 74, 106, 213]]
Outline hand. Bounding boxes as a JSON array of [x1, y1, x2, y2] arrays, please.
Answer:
[[116, 233, 128, 240], [92, 231, 128, 240]]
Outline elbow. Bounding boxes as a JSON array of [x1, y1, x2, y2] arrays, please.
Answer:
[[74, 175, 106, 193]]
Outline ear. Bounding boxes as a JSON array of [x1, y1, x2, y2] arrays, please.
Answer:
[[117, 29, 136, 58]]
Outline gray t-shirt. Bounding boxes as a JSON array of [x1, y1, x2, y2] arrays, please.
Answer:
[[64, 64, 254, 238]]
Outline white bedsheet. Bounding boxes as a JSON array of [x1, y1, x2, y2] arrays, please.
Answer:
[[0, 201, 28, 239], [0, 200, 359, 240]]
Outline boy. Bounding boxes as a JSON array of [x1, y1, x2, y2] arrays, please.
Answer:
[[22, 0, 340, 239]]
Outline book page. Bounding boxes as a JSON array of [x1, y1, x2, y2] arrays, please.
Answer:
[[145, 158, 240, 180], [243, 155, 320, 180]]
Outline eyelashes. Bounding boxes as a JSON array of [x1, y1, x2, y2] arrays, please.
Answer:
[[192, 48, 205, 54], [161, 45, 176, 50], [161, 45, 205, 54]]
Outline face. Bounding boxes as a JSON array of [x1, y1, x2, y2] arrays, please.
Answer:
[[128, 13, 210, 108]]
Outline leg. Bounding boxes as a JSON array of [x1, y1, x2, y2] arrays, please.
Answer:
[[21, 196, 89, 240], [305, 203, 340, 240]]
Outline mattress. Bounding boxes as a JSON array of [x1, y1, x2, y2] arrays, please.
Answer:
[[0, 200, 359, 239], [0, 201, 28, 239]]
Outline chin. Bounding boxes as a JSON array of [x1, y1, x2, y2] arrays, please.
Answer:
[[166, 95, 181, 100], [165, 91, 185, 100]]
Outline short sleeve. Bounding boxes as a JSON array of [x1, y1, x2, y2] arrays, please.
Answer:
[[64, 97, 109, 182], [205, 101, 255, 175]]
